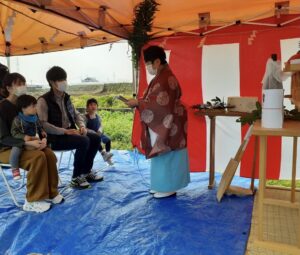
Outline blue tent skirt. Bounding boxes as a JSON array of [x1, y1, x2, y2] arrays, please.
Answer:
[[150, 148, 190, 192]]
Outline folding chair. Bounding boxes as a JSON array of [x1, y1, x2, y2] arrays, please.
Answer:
[[0, 163, 25, 207], [57, 150, 74, 169], [55, 150, 75, 187]]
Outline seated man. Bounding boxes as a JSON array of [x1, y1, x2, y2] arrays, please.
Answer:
[[37, 66, 103, 189]]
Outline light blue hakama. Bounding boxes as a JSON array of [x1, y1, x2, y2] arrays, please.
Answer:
[[150, 148, 190, 192]]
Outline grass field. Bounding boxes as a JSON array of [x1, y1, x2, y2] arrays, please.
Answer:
[[71, 93, 134, 150], [71, 94, 132, 109], [67, 84, 134, 150], [98, 110, 134, 150]]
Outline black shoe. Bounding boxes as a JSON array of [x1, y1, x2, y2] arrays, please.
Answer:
[[70, 176, 91, 189], [85, 172, 104, 183]]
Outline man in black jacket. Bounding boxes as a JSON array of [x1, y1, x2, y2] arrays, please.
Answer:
[[37, 66, 103, 189]]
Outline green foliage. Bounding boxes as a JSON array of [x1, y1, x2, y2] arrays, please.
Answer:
[[192, 97, 229, 110], [70, 94, 134, 150], [128, 0, 159, 68], [71, 94, 132, 109], [236, 102, 262, 126], [106, 97, 113, 107], [102, 83, 133, 94], [98, 110, 134, 150], [267, 180, 300, 188], [236, 102, 300, 126], [66, 84, 104, 93]]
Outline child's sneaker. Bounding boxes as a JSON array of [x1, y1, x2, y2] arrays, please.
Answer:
[[106, 158, 113, 166], [12, 168, 21, 180], [102, 152, 113, 162], [70, 175, 91, 189]]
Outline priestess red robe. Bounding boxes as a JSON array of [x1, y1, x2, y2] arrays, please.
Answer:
[[137, 65, 188, 159]]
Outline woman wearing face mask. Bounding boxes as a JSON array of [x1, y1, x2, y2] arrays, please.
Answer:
[[0, 73, 63, 212], [126, 45, 190, 198], [37, 66, 103, 189]]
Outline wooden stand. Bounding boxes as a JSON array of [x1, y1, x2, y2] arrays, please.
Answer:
[[284, 64, 300, 109], [252, 120, 300, 254], [226, 185, 254, 196], [194, 110, 248, 189], [217, 125, 256, 202]]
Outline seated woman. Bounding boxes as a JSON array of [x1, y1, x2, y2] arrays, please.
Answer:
[[0, 73, 63, 213]]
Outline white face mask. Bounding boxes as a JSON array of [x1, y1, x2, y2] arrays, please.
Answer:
[[14, 86, 27, 97], [56, 81, 67, 92], [146, 64, 157, 76]]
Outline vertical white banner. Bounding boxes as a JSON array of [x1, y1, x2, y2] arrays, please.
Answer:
[[202, 44, 241, 174], [280, 38, 300, 179]]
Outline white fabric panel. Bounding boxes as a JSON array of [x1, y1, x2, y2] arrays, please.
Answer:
[[280, 38, 300, 179], [146, 50, 171, 84], [202, 44, 241, 174], [148, 128, 158, 147]]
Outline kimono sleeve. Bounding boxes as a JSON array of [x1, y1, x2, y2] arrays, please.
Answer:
[[137, 75, 178, 133]]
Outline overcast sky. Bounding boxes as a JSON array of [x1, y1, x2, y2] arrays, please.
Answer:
[[0, 41, 133, 86]]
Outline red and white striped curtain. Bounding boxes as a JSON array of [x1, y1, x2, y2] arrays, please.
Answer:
[[132, 18, 300, 179]]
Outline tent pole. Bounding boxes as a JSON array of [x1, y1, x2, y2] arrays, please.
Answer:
[[280, 16, 300, 26], [242, 21, 277, 27], [131, 42, 139, 98], [132, 60, 139, 97], [6, 56, 10, 71], [203, 22, 235, 36], [132, 59, 136, 97]]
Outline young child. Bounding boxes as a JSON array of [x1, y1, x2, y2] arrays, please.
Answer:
[[10, 94, 47, 180], [85, 98, 113, 164]]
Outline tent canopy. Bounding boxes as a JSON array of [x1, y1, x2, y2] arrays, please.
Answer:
[[0, 0, 120, 56], [9, 0, 300, 38], [2, 0, 300, 55]]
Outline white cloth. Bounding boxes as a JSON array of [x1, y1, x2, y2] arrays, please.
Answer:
[[148, 128, 158, 147], [262, 58, 285, 90]]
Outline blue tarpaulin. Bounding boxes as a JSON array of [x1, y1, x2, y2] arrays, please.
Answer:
[[0, 150, 254, 255]]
